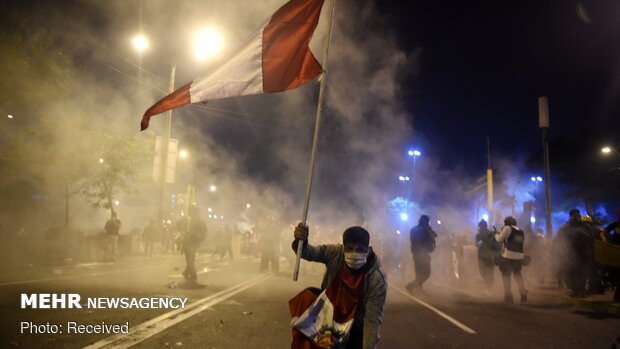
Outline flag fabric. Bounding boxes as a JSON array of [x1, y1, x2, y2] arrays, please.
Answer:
[[141, 0, 332, 130]]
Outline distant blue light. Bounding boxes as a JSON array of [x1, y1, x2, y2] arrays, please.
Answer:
[[407, 150, 421, 157], [400, 213, 409, 221], [482, 214, 489, 222], [530, 216, 536, 223], [536, 176, 543, 182], [399, 176, 405, 181], [530, 177, 536, 182]]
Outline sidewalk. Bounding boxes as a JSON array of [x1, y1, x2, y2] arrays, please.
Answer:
[[530, 285, 620, 315]]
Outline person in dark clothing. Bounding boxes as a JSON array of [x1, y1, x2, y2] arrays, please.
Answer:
[[258, 217, 280, 273], [475, 219, 499, 292], [142, 219, 158, 257], [496, 216, 528, 304], [103, 212, 121, 262], [554, 209, 594, 297], [406, 214, 437, 294], [604, 208, 620, 302], [176, 205, 207, 282]]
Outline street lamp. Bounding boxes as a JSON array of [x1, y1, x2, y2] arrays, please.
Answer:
[[194, 28, 223, 61], [132, 34, 149, 53], [179, 149, 188, 159], [209, 185, 217, 192], [601, 146, 620, 156], [246, 203, 251, 209], [7, 114, 13, 119], [134, 30, 224, 225], [400, 212, 409, 221]]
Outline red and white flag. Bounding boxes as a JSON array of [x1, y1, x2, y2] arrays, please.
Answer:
[[141, 0, 332, 130]]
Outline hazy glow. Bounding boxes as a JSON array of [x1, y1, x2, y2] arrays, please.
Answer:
[[602, 146, 612, 154], [536, 176, 543, 182], [407, 150, 421, 157], [132, 34, 149, 53], [482, 214, 489, 222], [99, 158, 104, 164], [400, 212, 408, 221], [208, 207, 212, 212], [437, 220, 442, 225], [530, 216, 536, 223], [246, 203, 251, 208], [114, 200, 120, 206], [7, 114, 13, 119], [194, 28, 223, 61], [209, 185, 217, 192], [179, 150, 188, 159]]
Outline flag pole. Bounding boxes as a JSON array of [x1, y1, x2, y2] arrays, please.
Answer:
[[293, 0, 336, 281]]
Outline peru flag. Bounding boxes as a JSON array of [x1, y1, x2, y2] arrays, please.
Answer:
[[141, 0, 332, 130]]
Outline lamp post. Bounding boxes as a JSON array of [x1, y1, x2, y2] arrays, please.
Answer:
[[133, 28, 223, 225]]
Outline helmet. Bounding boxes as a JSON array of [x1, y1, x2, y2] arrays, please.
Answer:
[[581, 215, 592, 222]]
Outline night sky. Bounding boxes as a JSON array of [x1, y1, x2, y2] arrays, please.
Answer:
[[377, 0, 620, 172]]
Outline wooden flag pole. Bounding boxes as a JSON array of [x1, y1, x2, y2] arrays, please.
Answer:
[[293, 0, 336, 281]]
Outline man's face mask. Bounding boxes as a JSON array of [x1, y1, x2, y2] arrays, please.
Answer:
[[344, 251, 368, 270]]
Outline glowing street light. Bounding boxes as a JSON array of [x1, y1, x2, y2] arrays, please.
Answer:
[[132, 34, 149, 53], [400, 212, 409, 221], [194, 28, 223, 61], [530, 176, 542, 183], [246, 203, 251, 209], [7, 114, 13, 119], [99, 158, 104, 164], [114, 200, 120, 206], [179, 149, 188, 159], [398, 176, 410, 181], [209, 185, 217, 192], [601, 146, 620, 156], [208, 207, 212, 213]]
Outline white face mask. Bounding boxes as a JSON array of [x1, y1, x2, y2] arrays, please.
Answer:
[[344, 252, 367, 270]]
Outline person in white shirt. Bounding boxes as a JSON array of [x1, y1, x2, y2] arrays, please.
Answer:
[[495, 216, 528, 304]]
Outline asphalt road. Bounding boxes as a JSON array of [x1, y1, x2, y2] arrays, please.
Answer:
[[1, 252, 619, 349]]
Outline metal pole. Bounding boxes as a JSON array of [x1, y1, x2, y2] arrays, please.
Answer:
[[542, 128, 552, 238], [486, 137, 493, 224], [538, 97, 553, 238], [158, 61, 176, 225], [293, 0, 336, 281]]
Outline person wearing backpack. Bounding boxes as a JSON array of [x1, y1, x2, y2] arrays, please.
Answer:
[[177, 205, 207, 282], [496, 216, 528, 304], [475, 219, 500, 292]]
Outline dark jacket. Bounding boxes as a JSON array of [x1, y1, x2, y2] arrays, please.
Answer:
[[410, 224, 437, 254]]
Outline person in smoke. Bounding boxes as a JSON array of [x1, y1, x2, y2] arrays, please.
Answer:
[[176, 205, 207, 282], [604, 208, 620, 302], [406, 214, 437, 294], [553, 209, 594, 297], [495, 216, 528, 304], [103, 212, 121, 262], [142, 219, 158, 257], [258, 216, 281, 273], [475, 219, 499, 292], [290, 223, 387, 349]]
